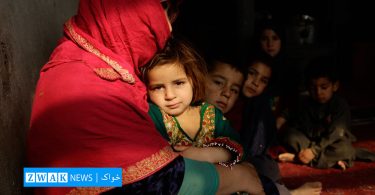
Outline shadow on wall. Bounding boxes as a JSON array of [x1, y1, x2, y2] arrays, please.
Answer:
[[0, 1, 79, 194]]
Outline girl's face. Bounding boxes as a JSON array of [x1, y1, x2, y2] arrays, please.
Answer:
[[242, 62, 271, 98], [205, 62, 244, 113], [147, 63, 193, 116], [260, 29, 281, 57]]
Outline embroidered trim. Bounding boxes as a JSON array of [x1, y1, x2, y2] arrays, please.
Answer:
[[123, 146, 178, 184], [68, 187, 111, 195], [162, 103, 216, 147], [68, 146, 178, 194], [203, 137, 244, 168], [65, 19, 135, 84], [93, 68, 122, 81]]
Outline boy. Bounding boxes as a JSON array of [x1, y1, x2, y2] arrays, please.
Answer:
[[279, 56, 358, 170], [205, 58, 245, 114]]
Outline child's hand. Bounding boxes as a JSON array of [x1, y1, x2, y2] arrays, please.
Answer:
[[276, 116, 287, 130], [298, 148, 315, 164]]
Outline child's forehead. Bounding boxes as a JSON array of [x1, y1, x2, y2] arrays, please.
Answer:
[[211, 62, 244, 82], [311, 77, 333, 84], [212, 61, 241, 73], [249, 61, 271, 72]]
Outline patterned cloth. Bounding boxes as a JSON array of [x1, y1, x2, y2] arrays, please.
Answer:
[[102, 156, 185, 195], [149, 102, 244, 165]]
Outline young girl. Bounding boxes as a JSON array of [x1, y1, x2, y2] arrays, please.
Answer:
[[243, 55, 323, 195], [254, 19, 299, 130], [142, 38, 267, 195]]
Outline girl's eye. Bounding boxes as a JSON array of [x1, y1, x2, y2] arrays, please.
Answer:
[[150, 86, 163, 91], [175, 81, 185, 85], [248, 70, 256, 77], [272, 35, 280, 41], [214, 80, 223, 86], [261, 78, 269, 85]]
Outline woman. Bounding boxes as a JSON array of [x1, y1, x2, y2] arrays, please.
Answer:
[[27, 0, 261, 194]]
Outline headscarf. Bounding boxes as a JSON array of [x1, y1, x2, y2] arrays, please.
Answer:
[[27, 0, 178, 194]]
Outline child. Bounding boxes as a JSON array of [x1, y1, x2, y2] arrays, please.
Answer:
[[240, 55, 280, 180], [142, 38, 267, 195], [243, 55, 323, 195], [278, 56, 375, 169], [205, 56, 245, 114], [205, 54, 322, 195], [253, 19, 299, 130], [205, 57, 245, 132]]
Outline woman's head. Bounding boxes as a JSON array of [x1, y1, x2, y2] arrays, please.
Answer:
[[242, 55, 273, 98], [70, 0, 181, 70], [205, 61, 244, 113], [143, 38, 207, 116]]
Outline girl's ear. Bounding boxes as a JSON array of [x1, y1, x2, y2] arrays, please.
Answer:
[[333, 81, 340, 92]]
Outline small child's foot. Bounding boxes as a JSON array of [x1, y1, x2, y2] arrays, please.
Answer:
[[337, 161, 347, 171], [290, 182, 322, 195], [278, 153, 295, 162]]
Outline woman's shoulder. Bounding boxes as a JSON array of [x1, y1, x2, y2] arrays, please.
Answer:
[[42, 38, 109, 73]]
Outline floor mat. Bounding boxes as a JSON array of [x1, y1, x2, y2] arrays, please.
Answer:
[[279, 123, 375, 195]]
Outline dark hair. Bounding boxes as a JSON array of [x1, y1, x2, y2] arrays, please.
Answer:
[[305, 56, 338, 84], [254, 19, 286, 57], [243, 53, 274, 94], [142, 38, 207, 104], [245, 53, 274, 74], [161, 0, 183, 23], [205, 50, 244, 78]]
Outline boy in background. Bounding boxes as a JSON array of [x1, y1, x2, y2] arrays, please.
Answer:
[[279, 56, 375, 170]]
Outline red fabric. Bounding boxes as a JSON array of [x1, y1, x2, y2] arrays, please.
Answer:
[[280, 126, 375, 195], [226, 97, 246, 132], [27, 0, 177, 194]]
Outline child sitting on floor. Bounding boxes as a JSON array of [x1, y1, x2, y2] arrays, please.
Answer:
[[278, 56, 375, 170], [142, 38, 269, 195]]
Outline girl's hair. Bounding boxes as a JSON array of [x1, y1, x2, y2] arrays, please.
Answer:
[[244, 53, 274, 74], [254, 19, 286, 57], [244, 53, 274, 92], [142, 38, 208, 104]]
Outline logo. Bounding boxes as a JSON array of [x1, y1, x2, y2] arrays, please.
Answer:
[[24, 168, 122, 187]]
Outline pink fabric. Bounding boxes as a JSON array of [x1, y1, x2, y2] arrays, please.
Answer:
[[27, 0, 177, 194]]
